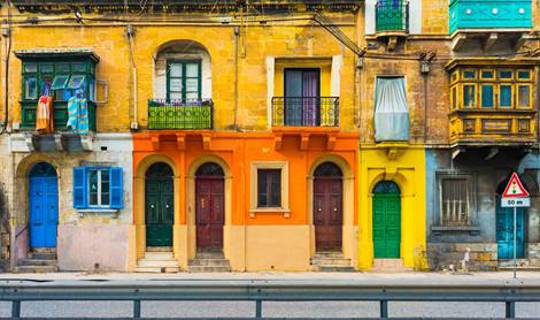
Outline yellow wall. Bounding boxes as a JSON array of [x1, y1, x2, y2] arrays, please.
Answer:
[[358, 144, 427, 270]]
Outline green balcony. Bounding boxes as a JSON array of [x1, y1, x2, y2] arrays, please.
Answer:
[[148, 99, 214, 130], [21, 101, 96, 132], [375, 0, 409, 34]]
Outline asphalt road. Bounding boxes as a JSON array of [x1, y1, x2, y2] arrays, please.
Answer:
[[0, 300, 537, 318]]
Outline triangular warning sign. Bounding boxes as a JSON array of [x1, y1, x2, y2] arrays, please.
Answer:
[[502, 172, 530, 198]]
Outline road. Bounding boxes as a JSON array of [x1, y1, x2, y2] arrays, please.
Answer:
[[0, 272, 538, 318]]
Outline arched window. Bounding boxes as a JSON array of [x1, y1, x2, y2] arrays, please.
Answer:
[[146, 162, 173, 179], [373, 181, 400, 194], [314, 162, 342, 177], [29, 162, 56, 177], [196, 162, 224, 177]]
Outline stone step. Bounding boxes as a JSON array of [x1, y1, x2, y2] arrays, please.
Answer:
[[188, 259, 230, 267], [29, 252, 57, 260], [310, 258, 352, 266], [143, 252, 174, 260], [18, 259, 57, 267], [314, 251, 344, 258], [14, 265, 58, 273], [134, 266, 180, 273], [137, 259, 179, 268], [188, 265, 231, 273], [372, 259, 409, 272], [146, 246, 173, 252], [195, 252, 225, 259], [315, 266, 356, 272]]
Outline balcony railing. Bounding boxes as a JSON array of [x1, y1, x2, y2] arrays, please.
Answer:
[[375, 0, 409, 33], [449, 0, 532, 34], [21, 100, 96, 132], [272, 97, 339, 127], [147, 99, 213, 130]]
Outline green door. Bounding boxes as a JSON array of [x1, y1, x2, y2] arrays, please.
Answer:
[[145, 163, 174, 247], [372, 181, 401, 258]]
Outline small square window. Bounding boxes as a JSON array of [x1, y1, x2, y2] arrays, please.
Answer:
[[55, 63, 70, 73], [463, 70, 476, 79], [72, 63, 87, 73], [518, 70, 531, 80], [39, 64, 54, 73], [498, 70, 513, 80], [24, 63, 37, 73], [481, 70, 494, 80], [51, 75, 70, 90], [257, 169, 282, 208]]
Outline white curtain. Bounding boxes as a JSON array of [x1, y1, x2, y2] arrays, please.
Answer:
[[374, 77, 410, 142]]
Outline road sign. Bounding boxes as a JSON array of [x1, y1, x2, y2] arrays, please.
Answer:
[[502, 172, 530, 198], [501, 197, 530, 208]]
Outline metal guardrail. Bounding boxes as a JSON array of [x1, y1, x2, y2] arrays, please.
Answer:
[[147, 99, 213, 130], [0, 281, 539, 319], [272, 96, 340, 127]]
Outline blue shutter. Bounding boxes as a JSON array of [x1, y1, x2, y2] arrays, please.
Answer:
[[110, 167, 123, 209], [73, 167, 87, 209]]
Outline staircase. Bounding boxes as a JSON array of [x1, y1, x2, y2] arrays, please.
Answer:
[[135, 251, 180, 273], [310, 251, 355, 272], [372, 259, 410, 272], [188, 251, 231, 272], [15, 249, 58, 273]]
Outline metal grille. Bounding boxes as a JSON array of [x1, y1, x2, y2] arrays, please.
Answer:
[[375, 0, 410, 33], [271, 97, 339, 127], [147, 99, 213, 130], [440, 178, 471, 226]]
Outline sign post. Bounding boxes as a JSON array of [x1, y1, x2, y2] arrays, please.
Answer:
[[501, 172, 530, 279]]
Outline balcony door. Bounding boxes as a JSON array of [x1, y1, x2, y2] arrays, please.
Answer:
[[284, 68, 320, 126]]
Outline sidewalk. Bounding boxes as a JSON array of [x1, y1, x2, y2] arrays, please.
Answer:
[[1, 271, 540, 286]]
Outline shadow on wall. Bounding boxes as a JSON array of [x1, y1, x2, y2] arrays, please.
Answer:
[[0, 182, 9, 271]]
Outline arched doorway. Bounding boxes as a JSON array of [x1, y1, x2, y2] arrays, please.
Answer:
[[496, 177, 526, 259], [145, 163, 174, 247], [29, 162, 58, 249], [313, 162, 343, 252], [372, 181, 401, 258], [196, 162, 225, 252]]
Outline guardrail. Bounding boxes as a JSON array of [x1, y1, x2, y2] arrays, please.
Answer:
[[0, 280, 538, 319]]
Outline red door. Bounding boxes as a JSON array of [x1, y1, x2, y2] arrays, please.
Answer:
[[196, 177, 225, 251], [314, 178, 343, 251]]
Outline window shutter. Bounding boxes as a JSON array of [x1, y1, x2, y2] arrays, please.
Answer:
[[110, 167, 124, 209], [73, 167, 87, 209]]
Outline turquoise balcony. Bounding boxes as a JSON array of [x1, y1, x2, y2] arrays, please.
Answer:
[[449, 0, 532, 34]]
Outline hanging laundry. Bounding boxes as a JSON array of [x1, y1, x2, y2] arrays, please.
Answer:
[[77, 98, 89, 135], [35, 95, 54, 133], [66, 96, 79, 130]]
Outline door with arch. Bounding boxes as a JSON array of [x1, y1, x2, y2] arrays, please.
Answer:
[[196, 162, 225, 251], [313, 162, 343, 251], [372, 181, 401, 258], [29, 162, 58, 249], [145, 163, 174, 247]]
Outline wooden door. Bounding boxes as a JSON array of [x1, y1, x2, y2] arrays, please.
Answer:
[[145, 163, 174, 247], [196, 177, 225, 250], [314, 178, 343, 251], [29, 163, 58, 249], [496, 195, 526, 259], [372, 181, 401, 258]]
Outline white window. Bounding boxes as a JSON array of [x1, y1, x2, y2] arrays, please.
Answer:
[[88, 168, 111, 207], [439, 176, 474, 226]]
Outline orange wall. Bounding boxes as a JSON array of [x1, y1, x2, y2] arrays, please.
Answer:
[[133, 131, 359, 226]]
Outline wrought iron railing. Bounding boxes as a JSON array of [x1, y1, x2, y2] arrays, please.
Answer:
[[147, 99, 213, 130], [272, 97, 339, 127], [375, 0, 410, 33]]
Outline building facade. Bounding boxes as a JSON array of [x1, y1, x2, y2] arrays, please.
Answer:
[[0, 0, 538, 272]]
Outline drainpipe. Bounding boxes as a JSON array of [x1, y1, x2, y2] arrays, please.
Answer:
[[0, 2, 12, 136], [233, 26, 240, 130], [126, 24, 139, 130]]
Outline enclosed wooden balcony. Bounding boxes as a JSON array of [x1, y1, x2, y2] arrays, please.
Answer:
[[147, 99, 213, 130], [447, 63, 537, 150], [375, 0, 409, 36], [449, 0, 532, 51]]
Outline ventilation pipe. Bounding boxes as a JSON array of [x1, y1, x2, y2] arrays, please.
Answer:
[[126, 24, 139, 130]]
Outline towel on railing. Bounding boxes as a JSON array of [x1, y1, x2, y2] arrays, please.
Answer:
[[35, 96, 54, 133], [67, 96, 79, 130]]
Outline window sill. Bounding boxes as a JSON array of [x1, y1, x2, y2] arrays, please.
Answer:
[[249, 208, 290, 218], [431, 225, 480, 235], [78, 208, 119, 218]]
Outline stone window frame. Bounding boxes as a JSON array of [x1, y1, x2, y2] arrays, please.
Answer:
[[432, 171, 480, 233], [249, 161, 290, 218]]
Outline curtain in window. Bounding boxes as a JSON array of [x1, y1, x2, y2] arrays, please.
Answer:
[[374, 77, 409, 142]]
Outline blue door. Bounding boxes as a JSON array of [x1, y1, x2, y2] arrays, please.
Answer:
[[496, 195, 525, 259], [29, 163, 58, 248]]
